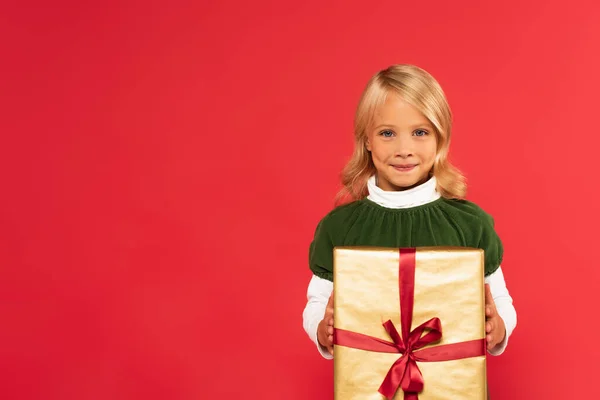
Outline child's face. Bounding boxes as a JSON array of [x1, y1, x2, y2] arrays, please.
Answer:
[[366, 94, 437, 191]]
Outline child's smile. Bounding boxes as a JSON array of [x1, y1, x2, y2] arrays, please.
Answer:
[[391, 163, 418, 173]]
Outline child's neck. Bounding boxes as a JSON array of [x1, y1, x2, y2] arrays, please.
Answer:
[[367, 175, 440, 209]]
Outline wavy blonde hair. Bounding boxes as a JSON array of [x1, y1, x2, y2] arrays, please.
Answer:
[[336, 64, 466, 204]]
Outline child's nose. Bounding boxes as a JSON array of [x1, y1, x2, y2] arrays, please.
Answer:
[[394, 135, 414, 157]]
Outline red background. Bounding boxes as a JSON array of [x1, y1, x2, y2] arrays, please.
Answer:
[[2, 1, 599, 399]]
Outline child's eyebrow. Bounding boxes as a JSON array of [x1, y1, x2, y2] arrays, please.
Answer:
[[373, 124, 396, 130], [373, 122, 435, 131], [410, 122, 435, 130]]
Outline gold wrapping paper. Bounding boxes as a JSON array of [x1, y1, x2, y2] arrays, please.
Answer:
[[333, 247, 486, 400]]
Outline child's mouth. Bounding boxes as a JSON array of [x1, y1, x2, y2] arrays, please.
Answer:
[[392, 164, 417, 172]]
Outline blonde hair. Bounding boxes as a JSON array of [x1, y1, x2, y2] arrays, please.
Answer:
[[336, 64, 466, 204]]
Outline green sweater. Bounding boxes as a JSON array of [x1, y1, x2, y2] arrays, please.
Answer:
[[308, 197, 503, 281]]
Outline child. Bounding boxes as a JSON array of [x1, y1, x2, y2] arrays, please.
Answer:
[[302, 64, 517, 393]]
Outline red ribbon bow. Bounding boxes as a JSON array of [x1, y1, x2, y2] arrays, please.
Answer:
[[333, 248, 485, 399]]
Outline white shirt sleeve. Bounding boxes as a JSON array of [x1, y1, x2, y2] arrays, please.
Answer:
[[302, 274, 334, 359], [302, 266, 516, 358], [484, 266, 517, 355]]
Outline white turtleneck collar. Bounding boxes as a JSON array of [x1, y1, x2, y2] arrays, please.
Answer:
[[366, 175, 441, 209]]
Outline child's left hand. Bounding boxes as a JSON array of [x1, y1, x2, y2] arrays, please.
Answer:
[[485, 283, 506, 350]]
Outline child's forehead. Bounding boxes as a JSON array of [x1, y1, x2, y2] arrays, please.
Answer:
[[369, 93, 432, 127]]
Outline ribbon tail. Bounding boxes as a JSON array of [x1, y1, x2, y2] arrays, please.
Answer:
[[378, 356, 408, 400], [402, 357, 424, 393]]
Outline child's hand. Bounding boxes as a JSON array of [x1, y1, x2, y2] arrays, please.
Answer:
[[485, 283, 506, 350], [317, 291, 334, 355]]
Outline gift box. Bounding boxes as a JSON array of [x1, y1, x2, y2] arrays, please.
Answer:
[[333, 247, 487, 400]]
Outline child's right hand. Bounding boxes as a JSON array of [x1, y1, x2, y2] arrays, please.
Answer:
[[317, 291, 334, 355]]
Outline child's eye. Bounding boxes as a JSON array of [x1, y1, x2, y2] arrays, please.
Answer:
[[379, 130, 395, 138], [413, 129, 429, 137]]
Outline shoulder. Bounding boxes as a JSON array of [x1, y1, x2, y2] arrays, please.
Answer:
[[313, 200, 366, 236], [308, 200, 366, 281], [440, 198, 503, 275], [439, 198, 497, 228]]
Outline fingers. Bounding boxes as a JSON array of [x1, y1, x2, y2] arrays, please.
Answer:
[[484, 284, 497, 317], [325, 291, 334, 316], [485, 320, 499, 349], [327, 317, 334, 347], [485, 285, 505, 350], [484, 284, 493, 304], [325, 322, 334, 355], [485, 315, 506, 350], [317, 318, 334, 355], [485, 284, 495, 311], [323, 328, 333, 345], [324, 291, 335, 355], [487, 331, 500, 350]]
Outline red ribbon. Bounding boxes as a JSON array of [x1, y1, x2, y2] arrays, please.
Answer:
[[333, 248, 485, 399]]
